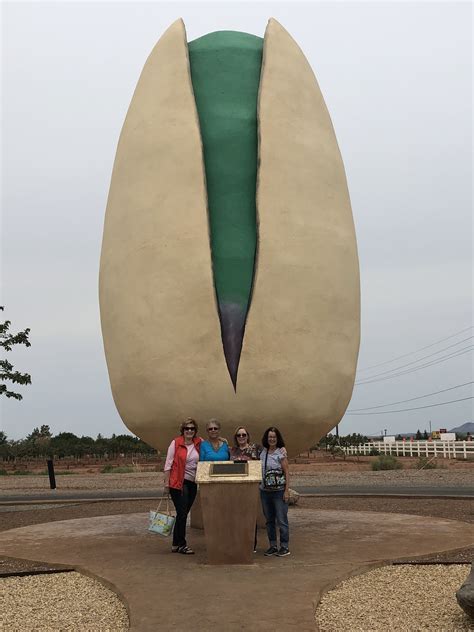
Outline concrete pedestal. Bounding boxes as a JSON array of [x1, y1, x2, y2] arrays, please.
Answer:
[[196, 461, 262, 564], [192, 487, 266, 530]]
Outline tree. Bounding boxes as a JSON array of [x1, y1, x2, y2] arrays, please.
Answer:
[[26, 425, 52, 441], [422, 430, 429, 440], [415, 429, 422, 440], [24, 425, 52, 457], [0, 307, 31, 400], [0, 431, 7, 445], [49, 432, 79, 458]]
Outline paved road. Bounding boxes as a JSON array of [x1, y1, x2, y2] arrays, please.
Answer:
[[1, 485, 472, 504]]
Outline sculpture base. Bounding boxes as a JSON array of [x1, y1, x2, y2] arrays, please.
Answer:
[[192, 488, 266, 530], [200, 482, 259, 564]]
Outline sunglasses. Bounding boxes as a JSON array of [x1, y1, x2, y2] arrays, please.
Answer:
[[184, 427, 196, 431], [207, 427, 219, 431], [236, 433, 247, 437]]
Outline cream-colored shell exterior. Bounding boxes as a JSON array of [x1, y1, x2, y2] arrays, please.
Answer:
[[99, 18, 360, 456]]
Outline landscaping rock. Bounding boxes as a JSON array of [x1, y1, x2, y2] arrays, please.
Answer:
[[288, 488, 300, 505], [456, 563, 474, 619]]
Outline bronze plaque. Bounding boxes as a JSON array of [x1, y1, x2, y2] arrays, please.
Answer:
[[210, 462, 248, 476]]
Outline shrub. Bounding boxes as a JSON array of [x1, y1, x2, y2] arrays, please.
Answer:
[[0, 468, 8, 476], [329, 446, 346, 460], [415, 457, 437, 470], [101, 465, 134, 474], [371, 455, 402, 471], [13, 470, 33, 475], [369, 448, 380, 456]]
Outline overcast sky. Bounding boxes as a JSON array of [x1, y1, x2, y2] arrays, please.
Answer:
[[2, 1, 472, 442]]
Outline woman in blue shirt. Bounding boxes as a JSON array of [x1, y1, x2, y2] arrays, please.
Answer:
[[199, 419, 230, 461]]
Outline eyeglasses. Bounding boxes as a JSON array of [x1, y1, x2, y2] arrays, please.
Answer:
[[207, 427, 219, 431], [184, 427, 196, 431], [236, 433, 247, 437]]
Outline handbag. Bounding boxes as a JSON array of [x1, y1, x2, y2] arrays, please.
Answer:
[[263, 450, 286, 490], [148, 496, 176, 536]]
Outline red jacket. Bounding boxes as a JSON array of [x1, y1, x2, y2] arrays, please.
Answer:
[[169, 436, 202, 490]]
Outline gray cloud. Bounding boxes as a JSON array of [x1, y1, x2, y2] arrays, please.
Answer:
[[2, 2, 472, 440]]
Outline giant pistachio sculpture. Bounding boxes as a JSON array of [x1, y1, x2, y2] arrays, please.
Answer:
[[99, 18, 360, 456]]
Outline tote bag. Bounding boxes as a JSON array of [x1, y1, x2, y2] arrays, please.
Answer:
[[148, 496, 176, 536]]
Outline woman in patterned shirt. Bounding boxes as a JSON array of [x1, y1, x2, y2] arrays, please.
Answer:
[[229, 426, 261, 461], [230, 426, 261, 552]]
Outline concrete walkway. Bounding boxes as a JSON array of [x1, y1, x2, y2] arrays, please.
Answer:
[[1, 508, 474, 631]]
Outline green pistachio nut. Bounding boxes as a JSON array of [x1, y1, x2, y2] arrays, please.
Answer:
[[99, 18, 360, 456]]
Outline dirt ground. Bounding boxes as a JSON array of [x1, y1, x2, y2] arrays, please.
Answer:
[[291, 454, 474, 472], [3, 450, 473, 475], [1, 463, 473, 496]]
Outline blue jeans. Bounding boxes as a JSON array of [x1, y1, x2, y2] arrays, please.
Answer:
[[260, 489, 289, 548]]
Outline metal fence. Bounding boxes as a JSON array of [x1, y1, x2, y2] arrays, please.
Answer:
[[343, 441, 474, 460]]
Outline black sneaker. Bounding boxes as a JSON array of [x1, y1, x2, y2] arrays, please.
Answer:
[[276, 547, 290, 557], [264, 546, 278, 556]]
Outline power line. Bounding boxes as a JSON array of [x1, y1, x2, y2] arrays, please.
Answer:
[[355, 346, 473, 385], [357, 326, 474, 373], [356, 337, 473, 381], [345, 396, 473, 415], [348, 381, 474, 412]]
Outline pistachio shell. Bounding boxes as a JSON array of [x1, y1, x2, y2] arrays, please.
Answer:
[[99, 18, 360, 455]]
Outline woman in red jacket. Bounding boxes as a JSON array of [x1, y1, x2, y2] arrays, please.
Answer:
[[163, 418, 202, 554]]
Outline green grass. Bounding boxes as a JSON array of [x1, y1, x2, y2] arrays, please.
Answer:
[[12, 470, 33, 476], [0, 468, 8, 476]]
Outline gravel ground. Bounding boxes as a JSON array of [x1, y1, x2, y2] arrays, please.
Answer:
[[0, 473, 163, 495], [0, 469, 473, 496], [1, 572, 129, 631], [315, 564, 474, 632], [292, 469, 474, 489]]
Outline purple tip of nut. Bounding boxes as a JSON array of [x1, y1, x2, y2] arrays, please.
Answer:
[[218, 301, 247, 391]]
